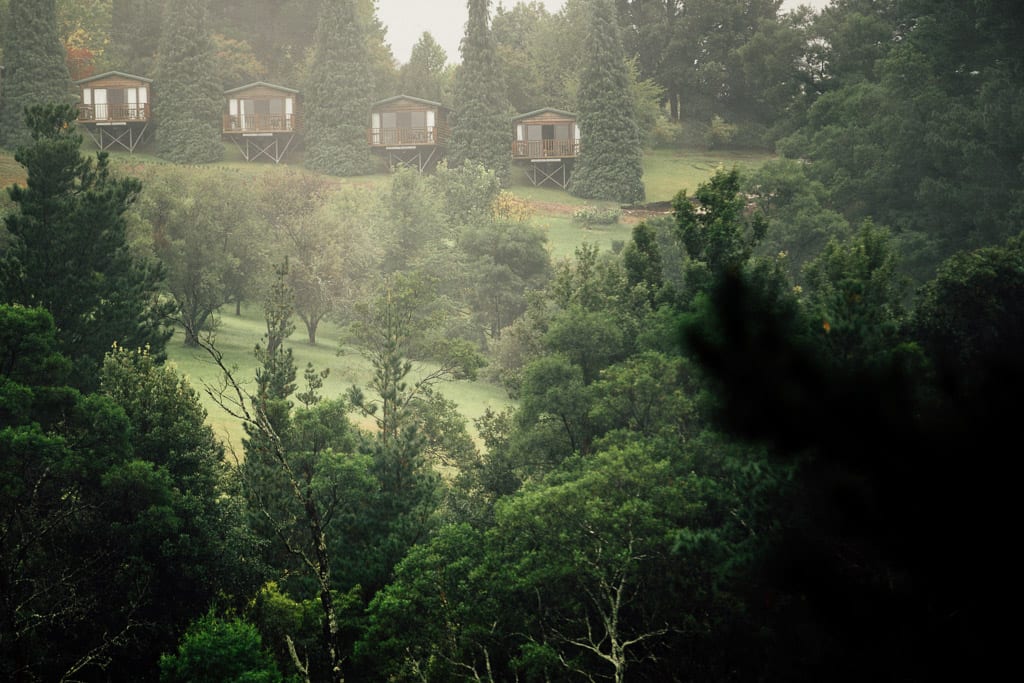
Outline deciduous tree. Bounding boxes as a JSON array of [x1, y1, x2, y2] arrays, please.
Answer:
[[398, 32, 449, 104]]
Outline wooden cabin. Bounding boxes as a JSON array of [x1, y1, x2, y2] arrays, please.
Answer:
[[75, 71, 152, 152], [223, 82, 300, 163], [368, 95, 451, 171], [512, 108, 580, 188]]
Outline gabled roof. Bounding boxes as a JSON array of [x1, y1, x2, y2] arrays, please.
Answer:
[[225, 81, 299, 95], [513, 107, 577, 121], [75, 70, 152, 86], [371, 94, 449, 110]]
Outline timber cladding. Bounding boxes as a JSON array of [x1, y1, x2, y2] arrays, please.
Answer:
[[228, 85, 295, 100], [372, 97, 445, 113], [83, 76, 148, 90], [515, 111, 575, 126]]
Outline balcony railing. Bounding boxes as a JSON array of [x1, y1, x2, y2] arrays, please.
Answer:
[[223, 113, 300, 133], [512, 139, 580, 159], [368, 126, 449, 146], [77, 103, 150, 123]]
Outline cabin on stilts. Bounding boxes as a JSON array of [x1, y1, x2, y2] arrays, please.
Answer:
[[75, 71, 152, 152], [512, 108, 580, 189], [223, 82, 300, 163], [368, 95, 450, 171]]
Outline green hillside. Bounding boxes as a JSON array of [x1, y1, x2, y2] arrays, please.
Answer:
[[1, 141, 772, 445]]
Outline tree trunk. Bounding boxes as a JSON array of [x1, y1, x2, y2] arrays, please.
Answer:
[[183, 326, 200, 347], [302, 477, 344, 683]]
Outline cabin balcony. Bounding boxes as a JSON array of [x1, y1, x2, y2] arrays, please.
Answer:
[[77, 103, 150, 123], [223, 113, 300, 134], [368, 125, 449, 147], [512, 139, 580, 159]]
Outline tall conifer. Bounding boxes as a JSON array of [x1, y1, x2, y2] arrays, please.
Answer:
[[449, 0, 512, 184], [570, 0, 645, 204], [304, 0, 375, 176], [0, 0, 71, 150], [154, 0, 223, 163], [0, 104, 173, 390]]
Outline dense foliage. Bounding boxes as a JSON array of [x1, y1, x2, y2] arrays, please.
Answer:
[[448, 0, 513, 184], [0, 104, 172, 389], [0, 311, 258, 680], [153, 0, 224, 163], [569, 0, 645, 203], [0, 0, 71, 149], [303, 0, 377, 176]]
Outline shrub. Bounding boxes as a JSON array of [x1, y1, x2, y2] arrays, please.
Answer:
[[572, 205, 622, 225]]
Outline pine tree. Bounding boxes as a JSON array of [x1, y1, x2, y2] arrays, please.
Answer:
[[0, 0, 72, 150], [449, 0, 512, 184], [154, 0, 223, 163], [0, 104, 173, 391], [569, 0, 645, 204], [304, 0, 376, 176]]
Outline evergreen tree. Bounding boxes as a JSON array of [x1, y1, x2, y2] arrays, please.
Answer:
[[106, 0, 164, 76], [160, 612, 283, 683], [569, 0, 645, 204], [154, 0, 223, 163], [449, 0, 512, 184], [304, 0, 375, 176], [0, 104, 173, 390], [0, 0, 71, 150]]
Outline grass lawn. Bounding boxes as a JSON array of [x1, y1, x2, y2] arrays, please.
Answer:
[[166, 305, 514, 453], [536, 213, 634, 262], [642, 148, 774, 202], [0, 153, 26, 187]]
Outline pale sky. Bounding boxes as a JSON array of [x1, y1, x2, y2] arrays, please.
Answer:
[[376, 0, 831, 66]]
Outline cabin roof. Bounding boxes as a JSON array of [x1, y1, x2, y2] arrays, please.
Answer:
[[372, 94, 449, 111], [225, 81, 299, 95], [513, 107, 577, 121], [74, 70, 152, 85]]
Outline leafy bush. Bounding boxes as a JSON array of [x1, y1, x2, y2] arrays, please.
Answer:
[[493, 190, 534, 223], [572, 205, 622, 225]]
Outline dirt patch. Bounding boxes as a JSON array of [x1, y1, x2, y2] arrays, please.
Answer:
[[527, 200, 580, 216], [621, 200, 674, 222]]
